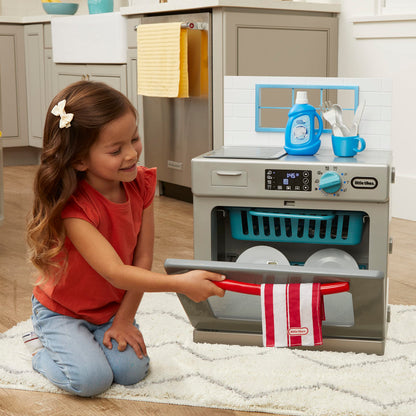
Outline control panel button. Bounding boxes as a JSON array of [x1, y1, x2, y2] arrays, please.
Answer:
[[319, 171, 342, 194]]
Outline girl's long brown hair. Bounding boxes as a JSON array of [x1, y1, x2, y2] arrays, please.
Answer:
[[27, 81, 136, 284]]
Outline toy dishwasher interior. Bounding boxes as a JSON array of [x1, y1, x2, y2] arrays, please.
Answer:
[[165, 148, 393, 355]]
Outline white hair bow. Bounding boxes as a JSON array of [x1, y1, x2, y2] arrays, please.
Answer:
[[51, 99, 74, 129]]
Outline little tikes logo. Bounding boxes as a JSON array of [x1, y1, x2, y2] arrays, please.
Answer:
[[351, 176, 378, 189], [288, 327, 309, 336]]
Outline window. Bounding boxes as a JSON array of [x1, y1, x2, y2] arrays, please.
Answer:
[[255, 84, 359, 133]]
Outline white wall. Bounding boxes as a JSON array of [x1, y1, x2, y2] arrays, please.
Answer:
[[224, 76, 392, 151], [337, 0, 416, 220]]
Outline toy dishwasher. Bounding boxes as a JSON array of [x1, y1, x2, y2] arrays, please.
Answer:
[[165, 147, 393, 355]]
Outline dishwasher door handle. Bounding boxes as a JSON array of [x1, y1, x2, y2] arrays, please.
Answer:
[[214, 279, 349, 296]]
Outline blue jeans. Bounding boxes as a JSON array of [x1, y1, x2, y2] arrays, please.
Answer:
[[31, 296, 149, 397]]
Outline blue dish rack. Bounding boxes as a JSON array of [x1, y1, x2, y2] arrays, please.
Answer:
[[229, 208, 365, 245]]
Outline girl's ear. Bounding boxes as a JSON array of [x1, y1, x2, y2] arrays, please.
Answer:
[[72, 160, 88, 172]]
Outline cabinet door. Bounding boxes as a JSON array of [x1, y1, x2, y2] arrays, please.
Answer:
[[52, 64, 86, 96], [0, 25, 28, 147], [24, 24, 46, 148], [88, 64, 127, 95], [224, 10, 338, 77]]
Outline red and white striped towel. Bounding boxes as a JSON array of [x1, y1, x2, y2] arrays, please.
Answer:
[[261, 283, 325, 347]]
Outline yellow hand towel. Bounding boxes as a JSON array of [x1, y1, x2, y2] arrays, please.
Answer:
[[137, 22, 189, 98]]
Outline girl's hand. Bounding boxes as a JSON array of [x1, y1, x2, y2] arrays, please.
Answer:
[[103, 319, 147, 359], [179, 270, 226, 302]]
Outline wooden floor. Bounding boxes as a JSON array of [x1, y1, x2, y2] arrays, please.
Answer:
[[0, 165, 415, 416]]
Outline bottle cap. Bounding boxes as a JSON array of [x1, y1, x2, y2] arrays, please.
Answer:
[[295, 91, 309, 104]]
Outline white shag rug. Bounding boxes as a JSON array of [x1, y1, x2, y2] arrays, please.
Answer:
[[1, 293, 415, 416]]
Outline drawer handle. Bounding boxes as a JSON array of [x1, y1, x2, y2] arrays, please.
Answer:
[[248, 210, 335, 221], [215, 171, 243, 176], [214, 279, 349, 296]]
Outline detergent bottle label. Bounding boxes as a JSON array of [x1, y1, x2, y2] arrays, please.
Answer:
[[291, 115, 310, 145]]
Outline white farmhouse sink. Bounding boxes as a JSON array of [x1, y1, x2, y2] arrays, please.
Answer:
[[51, 12, 127, 64]]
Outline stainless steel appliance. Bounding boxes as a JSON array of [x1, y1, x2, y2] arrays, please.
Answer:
[[165, 147, 394, 355], [141, 12, 211, 191]]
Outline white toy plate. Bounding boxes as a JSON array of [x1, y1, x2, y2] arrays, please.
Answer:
[[305, 248, 359, 270], [236, 245, 290, 266]]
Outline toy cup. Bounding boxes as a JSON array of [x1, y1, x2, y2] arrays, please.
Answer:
[[331, 135, 366, 157]]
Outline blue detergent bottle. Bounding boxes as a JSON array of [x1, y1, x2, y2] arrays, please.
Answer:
[[284, 91, 323, 156]]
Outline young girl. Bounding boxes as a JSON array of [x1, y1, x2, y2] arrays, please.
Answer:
[[25, 81, 225, 397]]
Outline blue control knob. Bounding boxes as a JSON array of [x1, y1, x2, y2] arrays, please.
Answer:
[[319, 171, 342, 194]]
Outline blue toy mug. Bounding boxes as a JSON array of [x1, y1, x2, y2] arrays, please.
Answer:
[[331, 135, 366, 157]]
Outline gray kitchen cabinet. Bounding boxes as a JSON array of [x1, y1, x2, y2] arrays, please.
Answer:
[[24, 24, 47, 148], [52, 63, 128, 97], [127, 48, 144, 166], [0, 25, 29, 148], [222, 10, 338, 77], [127, 49, 138, 111], [126, 16, 144, 166], [44, 24, 54, 107], [22, 23, 54, 150], [126, 16, 141, 108], [44, 49, 54, 110]]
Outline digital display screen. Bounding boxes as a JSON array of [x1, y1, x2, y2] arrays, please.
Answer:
[[265, 169, 312, 191]]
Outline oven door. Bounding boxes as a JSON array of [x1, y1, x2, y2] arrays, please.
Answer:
[[164, 259, 386, 351]]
